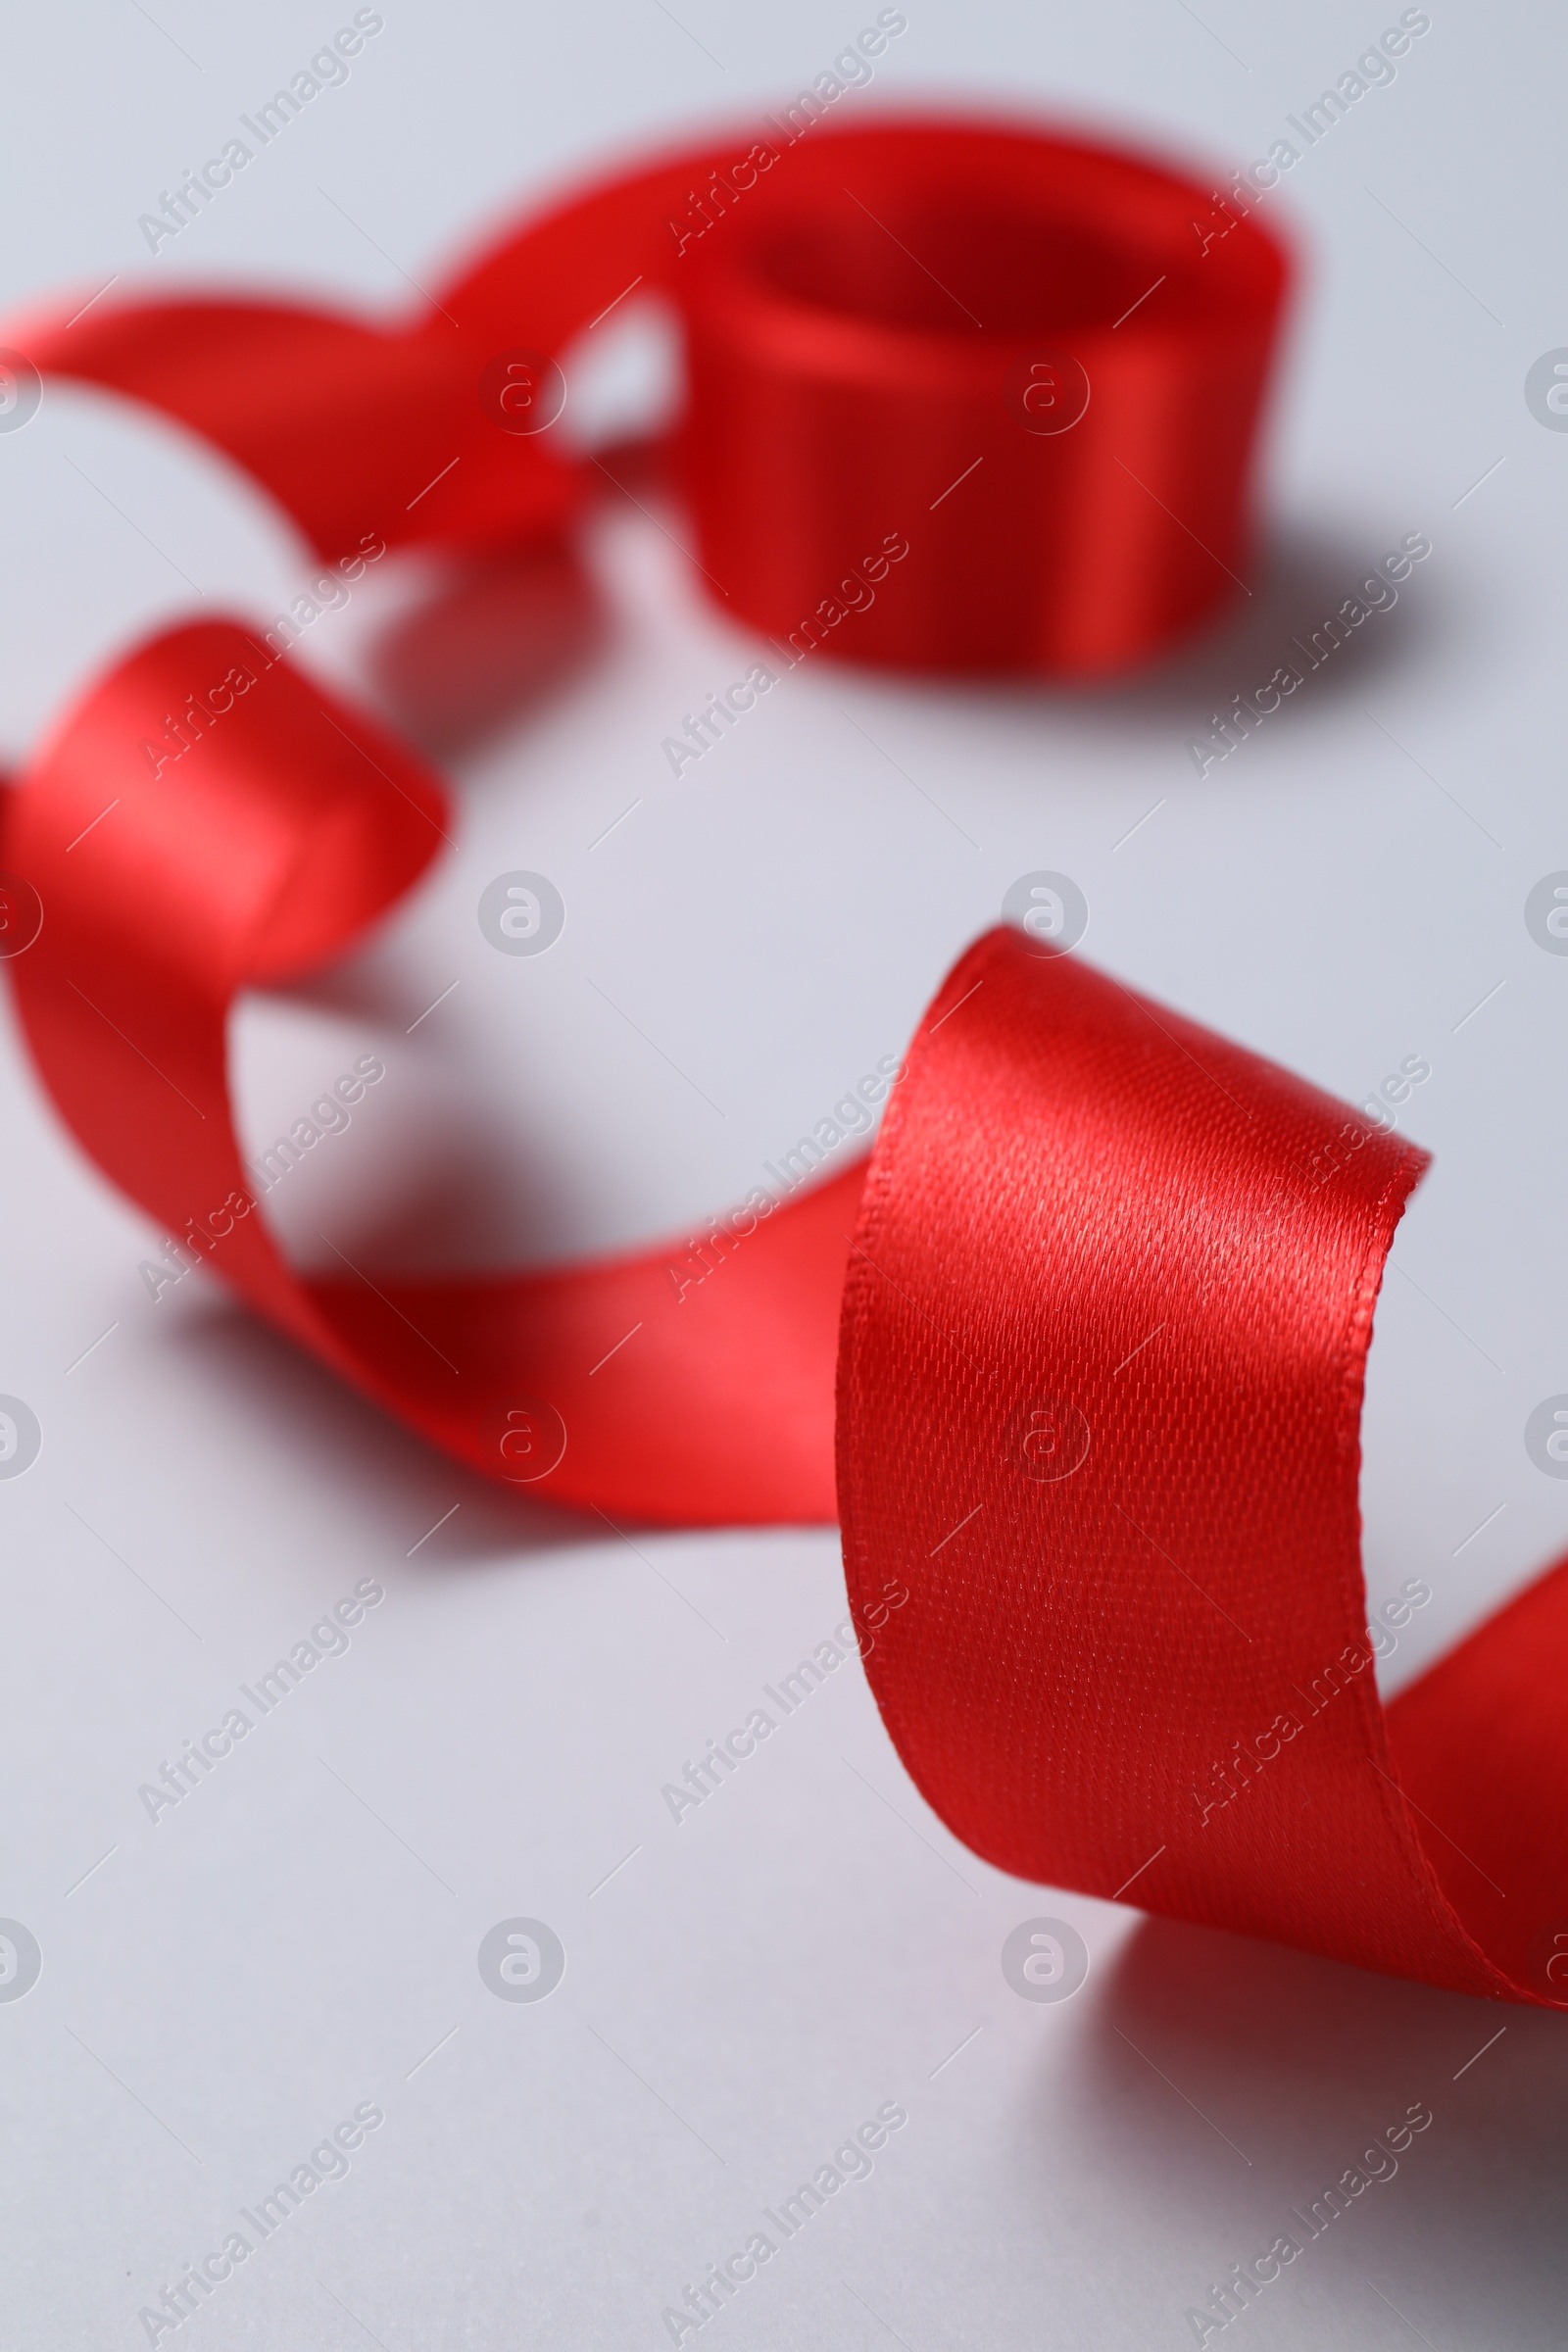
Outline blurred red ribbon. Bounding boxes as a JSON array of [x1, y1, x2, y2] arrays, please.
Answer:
[[6, 116, 1565, 2008]]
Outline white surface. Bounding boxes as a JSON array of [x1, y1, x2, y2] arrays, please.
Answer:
[[2, 2, 1566, 2345]]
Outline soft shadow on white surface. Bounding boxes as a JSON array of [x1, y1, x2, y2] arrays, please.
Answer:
[[1071, 1916, 1567, 2344]]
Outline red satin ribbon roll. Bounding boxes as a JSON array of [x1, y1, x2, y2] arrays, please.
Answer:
[[679, 122, 1286, 671], [6, 116, 1565, 2011]]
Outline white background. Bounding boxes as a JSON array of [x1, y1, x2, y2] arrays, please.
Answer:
[[1, 1, 1565, 2345]]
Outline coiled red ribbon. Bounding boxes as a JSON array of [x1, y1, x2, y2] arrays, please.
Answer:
[[7, 115, 1565, 2008]]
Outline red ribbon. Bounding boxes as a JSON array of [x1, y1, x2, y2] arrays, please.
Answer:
[[7, 115, 1565, 2007], [12, 114, 1287, 670]]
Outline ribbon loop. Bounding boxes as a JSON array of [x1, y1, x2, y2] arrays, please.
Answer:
[[839, 931, 1555, 2004], [19, 621, 445, 990]]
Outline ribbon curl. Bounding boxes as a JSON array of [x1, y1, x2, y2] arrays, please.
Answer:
[[7, 115, 1565, 2007]]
